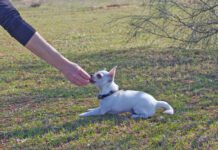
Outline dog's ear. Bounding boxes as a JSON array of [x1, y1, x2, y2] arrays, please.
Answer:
[[109, 66, 117, 80]]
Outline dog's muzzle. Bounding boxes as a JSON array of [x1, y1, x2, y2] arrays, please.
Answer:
[[89, 74, 95, 84]]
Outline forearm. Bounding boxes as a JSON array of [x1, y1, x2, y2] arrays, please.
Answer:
[[25, 32, 71, 71], [0, 0, 68, 70], [25, 32, 90, 86]]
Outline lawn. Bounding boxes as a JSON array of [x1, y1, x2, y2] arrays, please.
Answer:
[[0, 0, 217, 149]]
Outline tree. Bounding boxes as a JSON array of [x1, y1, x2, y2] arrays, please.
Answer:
[[129, 0, 218, 48]]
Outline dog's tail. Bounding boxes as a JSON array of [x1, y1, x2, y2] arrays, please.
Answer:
[[156, 101, 174, 115]]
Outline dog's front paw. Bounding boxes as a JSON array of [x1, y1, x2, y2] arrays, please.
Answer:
[[79, 112, 89, 117], [88, 108, 95, 111]]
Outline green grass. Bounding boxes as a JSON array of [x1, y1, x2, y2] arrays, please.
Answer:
[[0, 0, 217, 149]]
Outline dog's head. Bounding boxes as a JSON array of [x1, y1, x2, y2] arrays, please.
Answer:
[[90, 66, 117, 88]]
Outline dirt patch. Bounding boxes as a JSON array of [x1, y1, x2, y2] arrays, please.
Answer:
[[91, 3, 129, 10], [2, 96, 38, 114], [0, 52, 4, 57], [106, 4, 129, 8], [16, 0, 43, 8]]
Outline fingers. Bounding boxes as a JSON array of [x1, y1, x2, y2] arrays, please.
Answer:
[[71, 79, 82, 86], [62, 63, 90, 86], [69, 76, 89, 86], [67, 71, 90, 86], [78, 68, 90, 80], [74, 74, 90, 86]]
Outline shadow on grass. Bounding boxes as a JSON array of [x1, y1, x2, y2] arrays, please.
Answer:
[[2, 45, 216, 117], [1, 46, 217, 148], [71, 46, 204, 69], [1, 46, 179, 105], [0, 115, 128, 140]]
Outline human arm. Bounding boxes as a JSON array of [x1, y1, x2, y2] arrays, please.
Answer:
[[25, 32, 90, 86], [0, 0, 90, 86]]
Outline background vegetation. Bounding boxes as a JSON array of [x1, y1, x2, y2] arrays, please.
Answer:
[[0, 0, 217, 149], [129, 0, 218, 48]]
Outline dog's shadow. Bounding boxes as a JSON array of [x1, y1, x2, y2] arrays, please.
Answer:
[[0, 115, 131, 140]]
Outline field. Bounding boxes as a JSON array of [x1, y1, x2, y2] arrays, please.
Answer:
[[0, 0, 217, 149]]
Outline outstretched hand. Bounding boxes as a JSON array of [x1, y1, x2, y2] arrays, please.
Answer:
[[60, 62, 90, 86], [25, 32, 90, 86]]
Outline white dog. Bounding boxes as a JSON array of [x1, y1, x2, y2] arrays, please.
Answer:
[[79, 66, 174, 118]]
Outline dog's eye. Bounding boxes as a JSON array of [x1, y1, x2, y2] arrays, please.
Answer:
[[96, 73, 102, 79]]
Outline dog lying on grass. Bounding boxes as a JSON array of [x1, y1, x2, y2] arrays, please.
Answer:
[[80, 66, 174, 118]]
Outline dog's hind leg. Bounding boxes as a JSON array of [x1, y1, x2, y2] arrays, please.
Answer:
[[131, 107, 154, 119]]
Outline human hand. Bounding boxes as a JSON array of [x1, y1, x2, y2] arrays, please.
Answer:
[[25, 32, 90, 86], [60, 62, 90, 86]]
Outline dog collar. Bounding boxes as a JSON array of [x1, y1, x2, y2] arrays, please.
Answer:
[[97, 90, 118, 100]]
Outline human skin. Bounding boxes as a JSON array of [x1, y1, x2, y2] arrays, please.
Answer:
[[25, 32, 90, 86]]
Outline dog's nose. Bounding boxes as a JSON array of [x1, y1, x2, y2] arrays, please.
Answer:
[[89, 74, 95, 84]]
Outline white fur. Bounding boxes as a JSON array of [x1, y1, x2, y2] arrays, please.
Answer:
[[80, 67, 174, 118]]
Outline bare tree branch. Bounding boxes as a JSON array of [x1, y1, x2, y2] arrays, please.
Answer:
[[129, 0, 218, 48]]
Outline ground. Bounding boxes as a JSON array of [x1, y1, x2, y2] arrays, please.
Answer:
[[0, 0, 217, 149]]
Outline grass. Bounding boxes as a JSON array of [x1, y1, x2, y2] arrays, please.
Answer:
[[0, 0, 217, 149]]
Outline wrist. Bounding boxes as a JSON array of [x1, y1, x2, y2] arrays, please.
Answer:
[[54, 57, 71, 72]]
